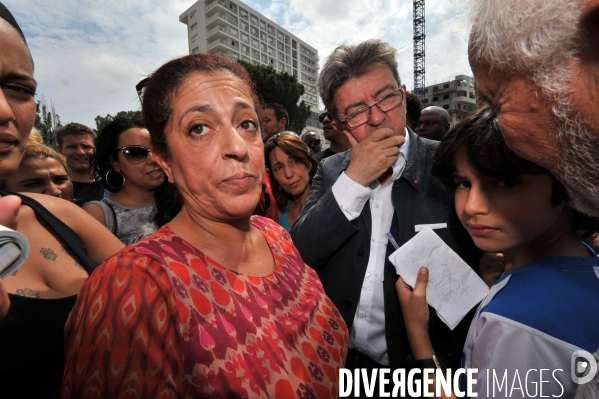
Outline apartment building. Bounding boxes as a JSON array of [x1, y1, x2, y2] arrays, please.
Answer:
[[421, 75, 478, 126], [179, 0, 320, 111]]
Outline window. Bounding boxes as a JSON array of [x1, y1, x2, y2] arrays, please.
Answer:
[[443, 94, 449, 100], [231, 40, 237, 48], [229, 2, 237, 12], [433, 96, 438, 102], [242, 45, 249, 55], [252, 38, 259, 48], [268, 36, 274, 46], [260, 20, 266, 30], [239, 7, 248, 19], [261, 54, 267, 63], [190, 11, 196, 19], [292, 39, 297, 48], [251, 27, 258, 37], [423, 98, 429, 104], [443, 83, 450, 88], [191, 34, 197, 43], [250, 15, 258, 25], [443, 104, 449, 109], [228, 14, 238, 25], [267, 25, 274, 35], [292, 49, 297, 59], [433, 86, 438, 92], [241, 33, 249, 43], [457, 90, 467, 97], [277, 31, 284, 41], [470, 92, 476, 99], [253, 50, 259, 59], [190, 22, 197, 31], [230, 27, 238, 36], [260, 32, 267, 41], [284, 35, 290, 44], [241, 21, 248, 32], [192, 46, 199, 54], [261, 43, 266, 52]]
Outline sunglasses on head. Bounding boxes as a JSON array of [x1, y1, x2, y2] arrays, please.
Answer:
[[117, 145, 151, 164], [306, 139, 320, 146], [266, 131, 300, 144], [136, 77, 150, 104]]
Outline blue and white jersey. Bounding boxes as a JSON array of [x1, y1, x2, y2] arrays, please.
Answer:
[[463, 253, 599, 398]]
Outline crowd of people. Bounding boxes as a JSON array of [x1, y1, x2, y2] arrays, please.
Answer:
[[0, 0, 598, 398]]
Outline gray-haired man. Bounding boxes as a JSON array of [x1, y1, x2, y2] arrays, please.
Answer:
[[291, 40, 479, 383], [467, 0, 599, 217]]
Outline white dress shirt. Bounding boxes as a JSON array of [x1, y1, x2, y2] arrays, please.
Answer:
[[331, 130, 410, 366]]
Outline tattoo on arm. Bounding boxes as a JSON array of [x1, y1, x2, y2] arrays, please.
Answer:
[[16, 288, 40, 298], [40, 248, 57, 261], [10, 269, 18, 276], [61, 247, 85, 272]]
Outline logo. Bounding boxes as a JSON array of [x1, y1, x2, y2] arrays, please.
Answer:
[[571, 350, 598, 385]]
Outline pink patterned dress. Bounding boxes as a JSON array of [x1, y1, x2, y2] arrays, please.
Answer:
[[62, 216, 348, 398]]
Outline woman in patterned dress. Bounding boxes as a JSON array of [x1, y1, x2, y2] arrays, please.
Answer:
[[62, 53, 349, 399]]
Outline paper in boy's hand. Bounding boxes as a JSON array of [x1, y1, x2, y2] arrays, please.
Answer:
[[388, 227, 489, 330]]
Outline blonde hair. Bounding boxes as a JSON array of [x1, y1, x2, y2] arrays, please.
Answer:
[[22, 129, 68, 171]]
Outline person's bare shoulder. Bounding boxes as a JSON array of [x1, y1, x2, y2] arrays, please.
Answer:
[[17, 193, 123, 262]]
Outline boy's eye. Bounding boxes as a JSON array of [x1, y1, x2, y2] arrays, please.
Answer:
[[495, 178, 521, 188]]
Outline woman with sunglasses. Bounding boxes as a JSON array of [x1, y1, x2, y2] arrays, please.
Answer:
[[84, 118, 180, 245], [265, 132, 318, 232]]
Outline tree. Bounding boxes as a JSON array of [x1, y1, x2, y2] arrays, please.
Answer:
[[95, 110, 142, 134], [34, 96, 62, 149], [238, 61, 312, 134]]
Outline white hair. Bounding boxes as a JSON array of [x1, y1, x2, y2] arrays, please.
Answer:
[[469, 0, 599, 216], [468, 0, 583, 75]]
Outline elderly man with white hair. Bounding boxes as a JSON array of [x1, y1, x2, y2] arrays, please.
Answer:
[[468, 0, 599, 218], [468, 1, 599, 397]]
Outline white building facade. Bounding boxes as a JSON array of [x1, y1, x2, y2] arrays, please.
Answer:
[[421, 75, 478, 127], [179, 0, 320, 111]]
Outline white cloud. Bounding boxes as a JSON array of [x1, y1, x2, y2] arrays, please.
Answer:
[[4, 0, 473, 128]]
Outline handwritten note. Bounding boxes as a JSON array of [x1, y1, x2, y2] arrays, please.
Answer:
[[388, 227, 489, 330]]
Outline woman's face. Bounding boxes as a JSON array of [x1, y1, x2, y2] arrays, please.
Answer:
[[2, 157, 73, 200], [112, 127, 164, 191], [0, 21, 36, 180], [453, 151, 565, 254], [154, 71, 263, 221], [269, 146, 311, 198]]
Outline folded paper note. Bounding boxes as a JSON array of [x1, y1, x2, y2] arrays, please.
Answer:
[[388, 227, 489, 330]]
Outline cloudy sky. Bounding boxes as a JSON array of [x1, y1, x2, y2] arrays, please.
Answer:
[[6, 0, 471, 129]]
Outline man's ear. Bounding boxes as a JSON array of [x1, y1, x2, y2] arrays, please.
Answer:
[[57, 145, 62, 154], [279, 117, 287, 132], [580, 0, 599, 63], [152, 149, 175, 184]]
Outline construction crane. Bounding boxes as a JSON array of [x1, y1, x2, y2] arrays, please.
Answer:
[[413, 0, 426, 101]]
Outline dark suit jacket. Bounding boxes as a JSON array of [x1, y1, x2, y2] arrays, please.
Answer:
[[291, 129, 481, 370]]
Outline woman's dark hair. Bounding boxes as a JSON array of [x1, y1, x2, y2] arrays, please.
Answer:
[[264, 134, 318, 209], [432, 106, 599, 238], [90, 117, 180, 226], [141, 54, 262, 159]]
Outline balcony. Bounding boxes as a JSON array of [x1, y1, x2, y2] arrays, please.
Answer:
[[206, 25, 229, 40], [207, 38, 229, 52], [205, 13, 227, 29], [205, 0, 228, 17], [453, 95, 477, 105]]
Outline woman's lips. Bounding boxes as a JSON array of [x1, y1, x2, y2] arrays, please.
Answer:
[[0, 133, 18, 154], [222, 173, 255, 189]]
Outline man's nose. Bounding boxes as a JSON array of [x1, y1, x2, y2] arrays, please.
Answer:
[[45, 183, 62, 198]]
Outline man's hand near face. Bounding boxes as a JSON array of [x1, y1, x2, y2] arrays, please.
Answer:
[[344, 128, 405, 186]]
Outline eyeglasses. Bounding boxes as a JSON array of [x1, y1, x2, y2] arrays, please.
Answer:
[[265, 131, 300, 144], [136, 77, 150, 104], [341, 88, 404, 129], [116, 145, 152, 164], [305, 139, 320, 146], [318, 112, 329, 123]]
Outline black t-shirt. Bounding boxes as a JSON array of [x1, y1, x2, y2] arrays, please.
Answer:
[[315, 148, 336, 162], [72, 180, 104, 207]]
